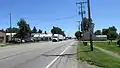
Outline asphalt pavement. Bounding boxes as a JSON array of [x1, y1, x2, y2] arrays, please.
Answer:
[[0, 40, 91, 68]]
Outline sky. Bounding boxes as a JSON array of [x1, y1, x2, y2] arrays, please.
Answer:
[[0, 0, 120, 37]]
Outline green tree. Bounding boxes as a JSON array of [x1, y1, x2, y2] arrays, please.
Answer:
[[102, 26, 118, 40], [94, 30, 101, 35], [81, 17, 90, 32], [61, 31, 66, 36], [117, 33, 120, 39], [32, 26, 37, 33], [75, 31, 82, 40], [6, 27, 19, 33], [107, 26, 118, 40], [16, 19, 31, 39], [51, 26, 64, 35], [44, 31, 47, 34], [38, 29, 42, 33], [102, 29, 109, 35]]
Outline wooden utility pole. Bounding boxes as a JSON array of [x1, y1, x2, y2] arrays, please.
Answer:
[[76, 2, 86, 21], [76, 1, 86, 42], [76, 21, 80, 32], [10, 13, 12, 41], [87, 0, 93, 51]]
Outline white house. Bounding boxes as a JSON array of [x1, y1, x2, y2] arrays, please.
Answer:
[[6, 33, 16, 42]]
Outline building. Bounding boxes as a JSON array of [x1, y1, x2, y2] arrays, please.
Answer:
[[31, 33, 52, 41], [40, 33, 52, 41], [95, 35, 107, 41], [0, 30, 6, 43], [6, 33, 16, 42], [81, 21, 107, 41], [82, 32, 107, 41]]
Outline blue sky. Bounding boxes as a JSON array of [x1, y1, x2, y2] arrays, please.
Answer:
[[0, 0, 120, 37]]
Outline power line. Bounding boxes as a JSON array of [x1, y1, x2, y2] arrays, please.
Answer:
[[27, 15, 78, 22], [76, 1, 87, 31], [76, 2, 87, 20], [76, 1, 87, 42]]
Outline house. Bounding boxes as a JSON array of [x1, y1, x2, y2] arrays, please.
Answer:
[[6, 33, 16, 42], [0, 30, 6, 43]]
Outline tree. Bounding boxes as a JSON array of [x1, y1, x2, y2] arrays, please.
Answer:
[[44, 31, 47, 34], [16, 19, 31, 39], [102, 26, 118, 40], [102, 29, 109, 35], [32, 26, 37, 33], [117, 33, 120, 39], [1, 29, 4, 31], [81, 17, 90, 32], [38, 29, 42, 33], [117, 39, 120, 47], [107, 26, 118, 40], [6, 27, 19, 33], [61, 31, 66, 36], [75, 31, 82, 40], [94, 30, 101, 35], [51, 26, 65, 36]]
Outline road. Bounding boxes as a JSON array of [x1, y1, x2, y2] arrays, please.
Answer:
[[0, 40, 88, 68]]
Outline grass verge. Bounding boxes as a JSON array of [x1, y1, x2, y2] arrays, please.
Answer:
[[0, 42, 40, 47], [93, 42, 120, 55], [77, 42, 120, 68]]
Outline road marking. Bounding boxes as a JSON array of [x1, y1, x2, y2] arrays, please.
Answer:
[[45, 43, 72, 68], [70, 42, 75, 45]]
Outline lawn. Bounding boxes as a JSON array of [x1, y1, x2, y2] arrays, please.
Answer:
[[93, 42, 120, 55], [77, 42, 120, 68]]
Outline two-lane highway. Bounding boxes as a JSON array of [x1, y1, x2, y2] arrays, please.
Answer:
[[0, 40, 80, 68]]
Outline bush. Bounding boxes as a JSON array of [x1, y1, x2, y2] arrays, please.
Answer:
[[117, 39, 120, 47], [83, 42, 88, 46]]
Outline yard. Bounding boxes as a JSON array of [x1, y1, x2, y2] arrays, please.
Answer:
[[77, 42, 120, 68], [93, 41, 120, 55]]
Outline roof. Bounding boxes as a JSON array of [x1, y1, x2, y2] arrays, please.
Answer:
[[33, 33, 52, 37]]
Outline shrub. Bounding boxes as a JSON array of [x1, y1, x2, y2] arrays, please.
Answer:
[[117, 39, 120, 47]]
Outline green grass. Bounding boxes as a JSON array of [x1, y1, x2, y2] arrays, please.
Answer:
[[0, 42, 40, 47], [77, 43, 120, 68], [93, 42, 120, 55]]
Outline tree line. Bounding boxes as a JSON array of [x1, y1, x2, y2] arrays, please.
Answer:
[[4, 19, 66, 40], [75, 17, 119, 41], [94, 26, 118, 40]]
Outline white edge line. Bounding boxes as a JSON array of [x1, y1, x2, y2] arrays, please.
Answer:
[[45, 45, 72, 68]]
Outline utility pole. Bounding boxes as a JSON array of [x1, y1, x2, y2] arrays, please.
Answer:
[[76, 21, 80, 32], [76, 2, 86, 20], [76, 1, 86, 42], [87, 0, 93, 51], [10, 12, 12, 41]]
